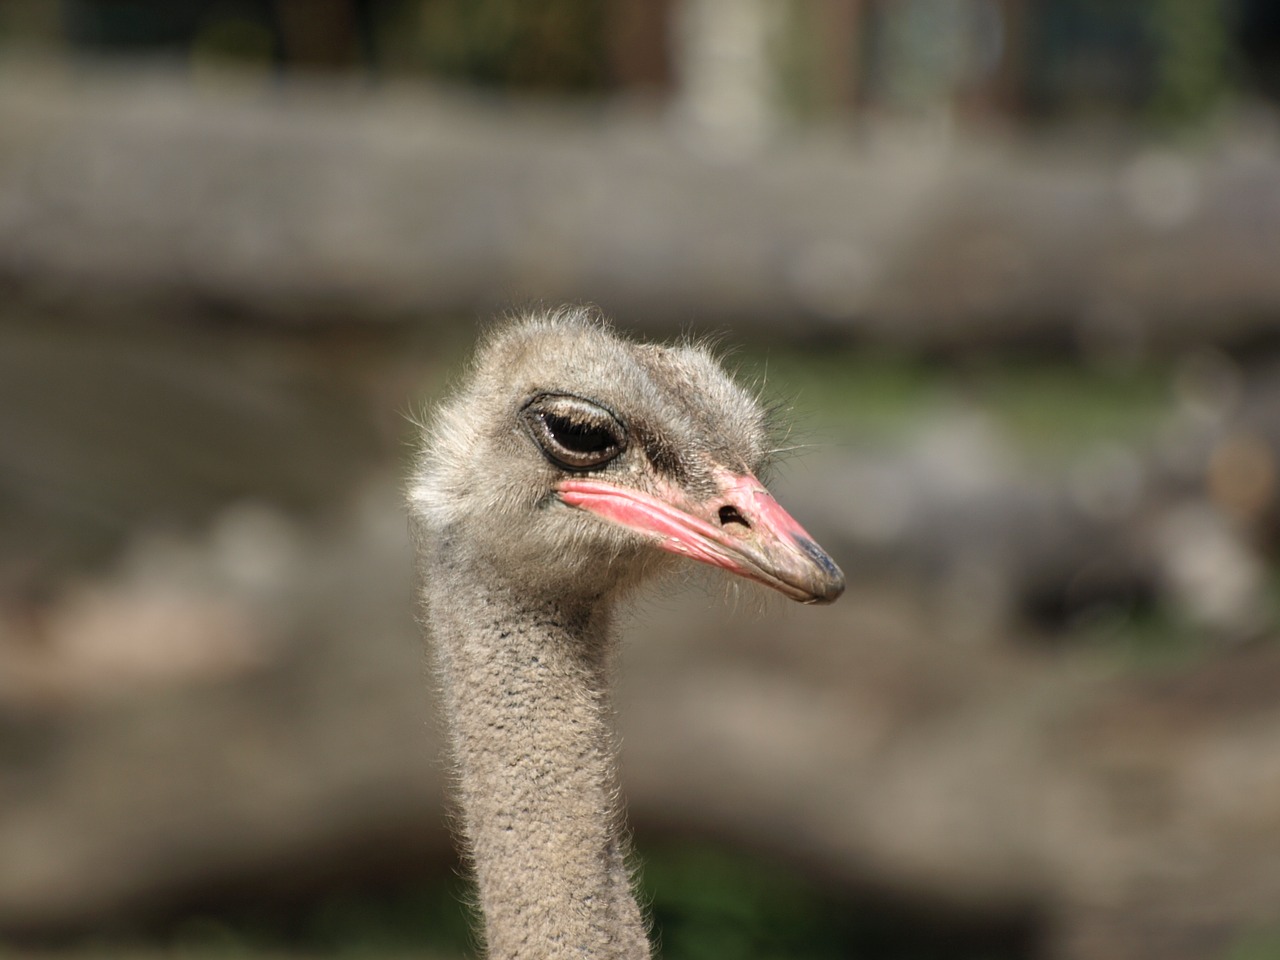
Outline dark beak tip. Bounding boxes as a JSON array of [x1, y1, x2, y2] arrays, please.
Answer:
[[790, 535, 845, 604], [797, 570, 845, 604]]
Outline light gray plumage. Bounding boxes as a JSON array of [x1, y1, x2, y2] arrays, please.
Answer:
[[408, 307, 843, 959]]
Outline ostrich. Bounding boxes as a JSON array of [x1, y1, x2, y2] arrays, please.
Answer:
[[408, 308, 844, 959]]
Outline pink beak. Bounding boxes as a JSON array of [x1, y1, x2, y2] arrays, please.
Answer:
[[556, 471, 845, 604]]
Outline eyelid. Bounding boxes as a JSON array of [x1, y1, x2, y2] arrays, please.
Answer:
[[521, 393, 627, 470]]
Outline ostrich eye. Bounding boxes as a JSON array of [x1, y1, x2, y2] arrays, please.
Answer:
[[522, 394, 626, 471]]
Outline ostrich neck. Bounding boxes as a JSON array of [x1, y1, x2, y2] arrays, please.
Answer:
[[423, 541, 650, 960]]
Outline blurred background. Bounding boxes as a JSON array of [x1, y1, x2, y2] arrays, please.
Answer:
[[2, 1, 1280, 958]]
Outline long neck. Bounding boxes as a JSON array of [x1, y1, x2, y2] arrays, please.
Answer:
[[422, 538, 650, 959]]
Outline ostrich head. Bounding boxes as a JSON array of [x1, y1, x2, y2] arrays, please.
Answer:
[[411, 308, 845, 606]]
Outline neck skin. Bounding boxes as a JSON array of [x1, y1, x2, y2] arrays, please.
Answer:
[[422, 537, 650, 960]]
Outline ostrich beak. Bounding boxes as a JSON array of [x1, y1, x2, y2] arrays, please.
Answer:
[[556, 472, 845, 604]]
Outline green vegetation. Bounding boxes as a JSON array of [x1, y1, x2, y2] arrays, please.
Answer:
[[642, 842, 1027, 960], [1068, 598, 1214, 669], [1230, 928, 1280, 960], [405, 0, 606, 91], [735, 346, 1173, 460], [165, 873, 477, 959], [733, 347, 946, 446], [645, 843, 847, 960], [1148, 0, 1232, 126], [29, 843, 1027, 960], [953, 358, 1172, 460]]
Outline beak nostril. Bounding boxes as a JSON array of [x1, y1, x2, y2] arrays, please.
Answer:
[[718, 505, 751, 528]]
